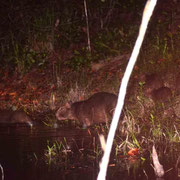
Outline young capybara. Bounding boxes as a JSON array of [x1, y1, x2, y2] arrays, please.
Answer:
[[144, 73, 164, 95], [151, 87, 172, 102], [56, 92, 118, 127], [0, 110, 33, 127]]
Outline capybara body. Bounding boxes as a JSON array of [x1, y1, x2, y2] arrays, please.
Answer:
[[56, 92, 117, 127], [143, 74, 172, 102], [151, 87, 172, 102], [144, 73, 164, 94], [0, 110, 33, 127]]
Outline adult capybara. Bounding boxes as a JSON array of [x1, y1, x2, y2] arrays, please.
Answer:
[[56, 92, 117, 127], [0, 110, 33, 127]]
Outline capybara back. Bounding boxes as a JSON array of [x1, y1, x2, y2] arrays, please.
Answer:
[[56, 92, 117, 127]]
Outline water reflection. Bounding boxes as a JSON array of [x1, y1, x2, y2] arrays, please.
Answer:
[[0, 125, 179, 180]]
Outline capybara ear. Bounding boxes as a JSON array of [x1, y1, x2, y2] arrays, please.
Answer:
[[65, 102, 72, 108]]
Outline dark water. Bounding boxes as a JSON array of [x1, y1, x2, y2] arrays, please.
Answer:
[[0, 125, 179, 180], [0, 125, 97, 180]]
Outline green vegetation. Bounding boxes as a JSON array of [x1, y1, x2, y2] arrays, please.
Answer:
[[0, 0, 145, 73], [0, 0, 180, 177]]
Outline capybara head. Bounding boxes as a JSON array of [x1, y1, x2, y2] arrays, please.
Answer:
[[11, 111, 33, 127], [56, 102, 75, 121]]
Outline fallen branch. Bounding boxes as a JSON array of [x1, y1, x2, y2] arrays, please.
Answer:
[[0, 163, 4, 180], [152, 145, 165, 178]]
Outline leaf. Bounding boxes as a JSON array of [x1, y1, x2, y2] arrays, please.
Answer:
[[128, 148, 139, 156]]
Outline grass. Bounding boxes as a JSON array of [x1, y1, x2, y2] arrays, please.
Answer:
[[43, 94, 180, 171], [0, 0, 180, 178]]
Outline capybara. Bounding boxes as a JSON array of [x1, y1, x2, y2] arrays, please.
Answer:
[[151, 87, 172, 102], [0, 110, 33, 127], [144, 73, 164, 95], [56, 92, 117, 127]]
